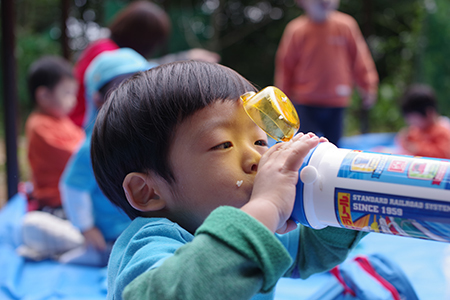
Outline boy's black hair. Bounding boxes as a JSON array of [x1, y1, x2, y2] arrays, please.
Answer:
[[400, 84, 437, 117], [27, 56, 74, 105], [91, 61, 257, 219]]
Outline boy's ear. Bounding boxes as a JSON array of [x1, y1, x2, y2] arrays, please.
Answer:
[[123, 172, 166, 212]]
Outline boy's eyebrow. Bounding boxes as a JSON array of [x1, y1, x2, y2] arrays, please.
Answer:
[[195, 117, 234, 138]]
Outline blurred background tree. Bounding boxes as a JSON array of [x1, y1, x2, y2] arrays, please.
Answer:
[[1, 0, 450, 136]]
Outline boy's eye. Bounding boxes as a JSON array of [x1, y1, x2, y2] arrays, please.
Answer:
[[255, 140, 268, 147], [211, 141, 233, 150]]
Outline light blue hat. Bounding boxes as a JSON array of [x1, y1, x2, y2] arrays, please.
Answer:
[[83, 48, 157, 130]]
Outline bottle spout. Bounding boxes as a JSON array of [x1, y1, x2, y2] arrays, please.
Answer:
[[240, 86, 300, 142]]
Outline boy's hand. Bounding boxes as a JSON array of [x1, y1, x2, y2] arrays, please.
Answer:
[[241, 133, 325, 234]]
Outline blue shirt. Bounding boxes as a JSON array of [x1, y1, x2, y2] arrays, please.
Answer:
[[61, 132, 131, 241]]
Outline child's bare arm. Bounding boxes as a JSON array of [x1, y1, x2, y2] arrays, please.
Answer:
[[241, 133, 324, 234]]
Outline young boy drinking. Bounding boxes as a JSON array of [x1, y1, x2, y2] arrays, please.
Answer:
[[91, 61, 366, 300]]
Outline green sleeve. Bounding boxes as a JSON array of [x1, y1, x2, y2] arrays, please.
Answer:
[[290, 226, 367, 279], [123, 206, 292, 300]]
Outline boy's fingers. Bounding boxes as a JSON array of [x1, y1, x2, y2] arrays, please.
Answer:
[[261, 132, 320, 168], [301, 132, 328, 143], [261, 132, 305, 162], [283, 134, 319, 172], [291, 132, 305, 141]]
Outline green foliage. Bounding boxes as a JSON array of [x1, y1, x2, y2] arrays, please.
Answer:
[[415, 0, 450, 117], [16, 30, 61, 106], [0, 0, 62, 134], [15, 0, 62, 33], [163, 0, 301, 89], [338, 0, 424, 134], [0, 29, 61, 134]]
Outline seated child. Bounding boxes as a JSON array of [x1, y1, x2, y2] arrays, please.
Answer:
[[18, 56, 85, 260], [59, 48, 157, 266], [396, 84, 450, 159], [25, 56, 85, 214], [91, 61, 366, 300]]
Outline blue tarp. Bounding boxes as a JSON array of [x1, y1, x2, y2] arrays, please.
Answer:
[[0, 193, 107, 300]]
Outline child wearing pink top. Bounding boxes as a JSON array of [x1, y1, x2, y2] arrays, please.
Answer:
[[275, 0, 378, 145]]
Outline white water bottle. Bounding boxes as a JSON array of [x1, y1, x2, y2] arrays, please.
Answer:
[[241, 86, 450, 243], [294, 142, 450, 243]]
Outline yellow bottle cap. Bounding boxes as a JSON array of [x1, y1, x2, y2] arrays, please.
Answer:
[[240, 86, 300, 142]]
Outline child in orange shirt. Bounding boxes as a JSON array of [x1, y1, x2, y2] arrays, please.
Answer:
[[275, 0, 378, 145], [397, 84, 450, 159], [17, 56, 86, 261], [25, 56, 85, 215]]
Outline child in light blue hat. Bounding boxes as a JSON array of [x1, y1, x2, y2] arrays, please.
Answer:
[[59, 48, 156, 266], [82, 48, 158, 133]]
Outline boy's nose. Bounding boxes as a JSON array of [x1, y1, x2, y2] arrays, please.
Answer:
[[243, 146, 261, 174]]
